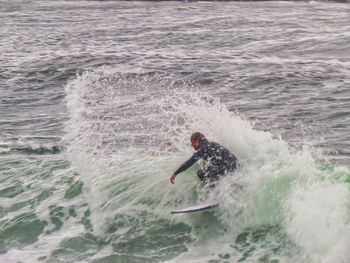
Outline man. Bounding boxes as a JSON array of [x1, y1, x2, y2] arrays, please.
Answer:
[[170, 132, 238, 185]]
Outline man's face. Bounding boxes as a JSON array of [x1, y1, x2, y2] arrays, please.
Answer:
[[191, 139, 201, 150]]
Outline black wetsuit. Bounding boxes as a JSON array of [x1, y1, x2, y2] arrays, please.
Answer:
[[174, 140, 238, 184]]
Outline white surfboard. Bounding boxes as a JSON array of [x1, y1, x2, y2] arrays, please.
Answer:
[[170, 203, 219, 214]]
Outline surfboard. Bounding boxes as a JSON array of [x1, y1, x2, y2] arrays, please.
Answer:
[[170, 203, 219, 214]]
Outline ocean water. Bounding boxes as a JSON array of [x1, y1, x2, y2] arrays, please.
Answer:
[[1, 1, 350, 263]]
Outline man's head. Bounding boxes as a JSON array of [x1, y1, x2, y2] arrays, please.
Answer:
[[190, 132, 206, 150]]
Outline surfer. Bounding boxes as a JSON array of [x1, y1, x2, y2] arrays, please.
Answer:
[[170, 132, 238, 186]]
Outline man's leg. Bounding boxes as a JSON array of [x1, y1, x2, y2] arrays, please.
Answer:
[[197, 169, 225, 187], [206, 169, 223, 183], [198, 169, 222, 189], [228, 161, 238, 174]]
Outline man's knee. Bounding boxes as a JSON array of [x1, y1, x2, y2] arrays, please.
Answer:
[[204, 170, 221, 183]]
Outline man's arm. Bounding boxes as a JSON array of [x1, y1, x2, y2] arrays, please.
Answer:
[[170, 152, 201, 184]]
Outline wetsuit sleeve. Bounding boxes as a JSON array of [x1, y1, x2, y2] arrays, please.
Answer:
[[173, 151, 201, 176]]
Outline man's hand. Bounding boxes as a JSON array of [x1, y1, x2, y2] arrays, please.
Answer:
[[170, 174, 176, 184]]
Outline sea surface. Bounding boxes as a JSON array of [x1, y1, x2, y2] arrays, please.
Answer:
[[1, 1, 350, 262]]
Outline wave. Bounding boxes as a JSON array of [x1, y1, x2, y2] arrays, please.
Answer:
[[0, 144, 60, 155], [64, 67, 350, 263]]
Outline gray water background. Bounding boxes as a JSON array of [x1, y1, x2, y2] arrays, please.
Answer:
[[1, 1, 350, 262]]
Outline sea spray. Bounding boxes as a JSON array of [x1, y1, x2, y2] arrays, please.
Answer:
[[284, 176, 350, 263]]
